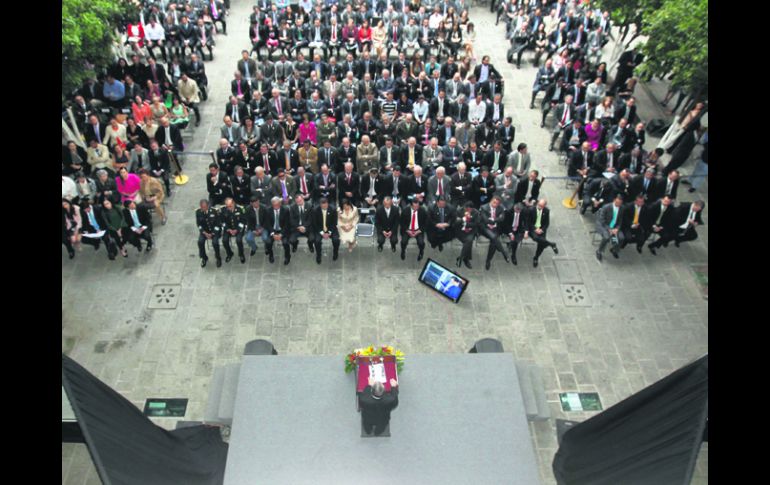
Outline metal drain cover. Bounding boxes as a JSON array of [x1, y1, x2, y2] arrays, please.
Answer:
[[560, 284, 591, 307], [148, 285, 181, 309]]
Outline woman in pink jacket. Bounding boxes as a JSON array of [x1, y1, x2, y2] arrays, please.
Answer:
[[584, 118, 605, 151], [298, 113, 318, 146], [115, 167, 142, 204]]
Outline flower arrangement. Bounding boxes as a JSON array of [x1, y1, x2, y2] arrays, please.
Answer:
[[345, 345, 405, 374]]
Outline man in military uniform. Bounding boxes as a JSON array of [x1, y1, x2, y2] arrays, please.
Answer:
[[220, 197, 247, 264], [196, 199, 222, 268]]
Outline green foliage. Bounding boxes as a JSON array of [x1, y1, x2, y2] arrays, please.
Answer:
[[594, 0, 643, 27], [637, 0, 708, 96], [61, 0, 139, 97]]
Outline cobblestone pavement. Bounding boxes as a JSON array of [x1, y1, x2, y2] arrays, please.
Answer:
[[62, 2, 708, 484]]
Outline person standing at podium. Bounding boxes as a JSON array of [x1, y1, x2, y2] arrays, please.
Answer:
[[359, 377, 399, 436]]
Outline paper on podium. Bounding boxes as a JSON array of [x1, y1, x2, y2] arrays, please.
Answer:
[[82, 231, 106, 239], [368, 363, 387, 384]]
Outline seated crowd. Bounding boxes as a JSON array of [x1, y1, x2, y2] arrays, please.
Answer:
[[493, 0, 706, 261], [62, 0, 228, 259], [197, 0, 569, 270]]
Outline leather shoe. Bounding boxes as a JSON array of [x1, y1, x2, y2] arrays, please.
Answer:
[[284, 257, 290, 265], [675, 240, 681, 248], [688, 187, 696, 193], [216, 258, 222, 267], [225, 255, 233, 263], [417, 251, 424, 261], [647, 244, 657, 256], [240, 255, 246, 263], [595, 251, 603, 261], [68, 250, 75, 259], [611, 249, 619, 259], [292, 244, 297, 253], [533, 258, 539, 267], [400, 250, 406, 260], [201, 258, 207, 268], [268, 254, 275, 263], [145, 245, 153, 252], [250, 248, 257, 256], [378, 245, 383, 252], [464, 259, 472, 269], [511, 256, 517, 265], [456, 257, 462, 267], [438, 243, 444, 252], [309, 245, 314, 253], [552, 243, 558, 255], [502, 253, 510, 263], [333, 251, 339, 261], [485, 260, 491, 270], [391, 245, 397, 252], [636, 246, 643, 254]]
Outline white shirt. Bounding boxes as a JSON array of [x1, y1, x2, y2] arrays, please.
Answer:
[[469, 100, 487, 123], [525, 180, 533, 199], [144, 22, 166, 41], [368, 177, 377, 196], [679, 207, 695, 230], [62, 176, 77, 200]]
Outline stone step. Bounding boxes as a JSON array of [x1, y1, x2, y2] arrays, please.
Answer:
[[203, 366, 225, 424], [515, 361, 538, 421], [529, 364, 551, 421], [217, 363, 241, 425]]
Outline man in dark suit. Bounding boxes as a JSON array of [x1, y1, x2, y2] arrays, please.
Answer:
[[454, 201, 480, 269], [614, 97, 637, 125], [479, 196, 510, 269], [292, 166, 315, 206], [318, 142, 339, 173], [450, 162, 473, 206], [589, 143, 619, 178], [427, 197, 455, 251], [648, 199, 704, 254], [79, 201, 116, 258], [314, 164, 338, 204], [310, 197, 341, 263], [207, 163, 232, 206], [595, 195, 625, 261], [500, 203, 526, 265], [514, 170, 541, 206], [611, 48, 643, 94], [525, 199, 558, 267], [84, 115, 107, 145], [568, 141, 593, 178], [628, 168, 658, 202], [385, 166, 409, 208], [619, 147, 645, 175], [122, 200, 154, 252], [288, 194, 314, 254], [473, 56, 503, 85], [496, 117, 516, 153], [375, 196, 400, 252], [196, 199, 222, 267], [654, 170, 680, 201], [277, 141, 301, 175], [337, 162, 361, 206], [155, 118, 183, 152], [224, 96, 249, 124], [645, 195, 676, 254], [245, 196, 269, 258], [231, 73, 251, 102], [264, 196, 292, 264], [229, 166, 252, 206], [400, 199, 428, 261], [256, 144, 279, 176], [358, 377, 399, 436], [219, 197, 247, 264], [148, 139, 173, 197], [581, 177, 613, 215], [406, 165, 429, 205], [361, 168, 385, 208], [186, 53, 208, 100], [483, 142, 508, 173], [471, 166, 496, 207], [620, 194, 651, 254]]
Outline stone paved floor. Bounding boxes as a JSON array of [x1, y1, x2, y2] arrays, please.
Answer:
[[62, 2, 708, 484]]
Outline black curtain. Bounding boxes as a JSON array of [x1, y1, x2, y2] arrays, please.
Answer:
[[62, 354, 228, 485], [552, 354, 708, 485]]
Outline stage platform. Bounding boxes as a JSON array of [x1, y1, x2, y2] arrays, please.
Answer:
[[224, 353, 541, 485]]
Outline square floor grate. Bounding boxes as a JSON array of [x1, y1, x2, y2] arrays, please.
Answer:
[[560, 284, 591, 307], [148, 285, 181, 309]]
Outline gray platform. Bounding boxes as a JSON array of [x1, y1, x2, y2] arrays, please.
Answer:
[[224, 353, 540, 485]]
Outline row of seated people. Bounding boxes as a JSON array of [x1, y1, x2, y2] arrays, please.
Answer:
[[206, 160, 544, 211], [195, 192, 557, 270]]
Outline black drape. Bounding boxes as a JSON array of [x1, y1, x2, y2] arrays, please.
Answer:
[[552, 354, 708, 485], [62, 354, 228, 485]]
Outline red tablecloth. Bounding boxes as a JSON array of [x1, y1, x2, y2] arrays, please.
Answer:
[[356, 356, 397, 393]]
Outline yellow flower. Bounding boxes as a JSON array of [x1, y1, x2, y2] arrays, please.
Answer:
[[387, 346, 395, 354]]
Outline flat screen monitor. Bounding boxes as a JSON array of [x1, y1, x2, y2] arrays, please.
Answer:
[[418, 259, 469, 303]]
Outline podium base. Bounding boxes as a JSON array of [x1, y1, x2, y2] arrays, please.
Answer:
[[361, 421, 390, 438]]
